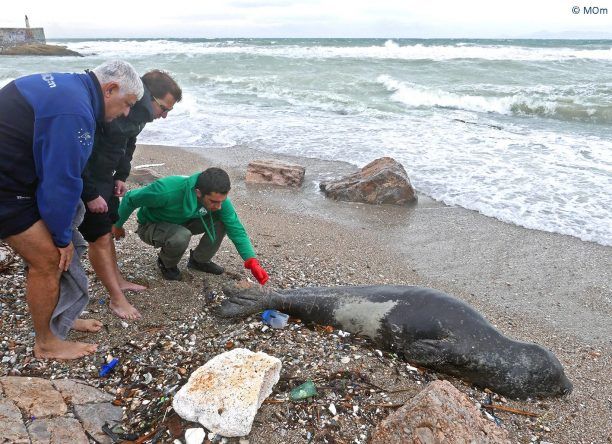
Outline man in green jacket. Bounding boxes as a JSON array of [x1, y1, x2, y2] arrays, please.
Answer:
[[113, 168, 269, 284]]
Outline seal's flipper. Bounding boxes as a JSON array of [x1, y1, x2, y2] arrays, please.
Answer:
[[216, 287, 268, 317]]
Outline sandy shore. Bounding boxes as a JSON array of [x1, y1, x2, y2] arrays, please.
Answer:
[[130, 144, 611, 443], [1, 143, 610, 443]]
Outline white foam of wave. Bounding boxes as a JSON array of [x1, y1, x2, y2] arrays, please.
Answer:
[[378, 115, 612, 246], [52, 39, 612, 61], [384, 39, 400, 49], [198, 75, 374, 116], [137, 96, 612, 246], [377, 74, 558, 116]]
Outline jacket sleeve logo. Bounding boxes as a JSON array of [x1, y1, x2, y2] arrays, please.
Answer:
[[41, 73, 57, 88], [77, 129, 93, 149]]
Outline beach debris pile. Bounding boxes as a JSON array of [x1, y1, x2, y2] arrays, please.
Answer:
[[319, 156, 417, 205], [0, 236, 561, 443]]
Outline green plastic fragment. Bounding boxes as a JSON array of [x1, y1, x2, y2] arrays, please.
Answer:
[[290, 380, 317, 400]]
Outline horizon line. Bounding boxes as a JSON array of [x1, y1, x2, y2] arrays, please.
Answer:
[[46, 35, 612, 40]]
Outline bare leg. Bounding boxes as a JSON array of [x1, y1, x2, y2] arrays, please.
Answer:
[[110, 239, 146, 292], [5, 221, 97, 360], [88, 233, 141, 320], [72, 319, 103, 332]]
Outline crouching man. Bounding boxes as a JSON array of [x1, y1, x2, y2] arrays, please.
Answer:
[[112, 168, 269, 285]]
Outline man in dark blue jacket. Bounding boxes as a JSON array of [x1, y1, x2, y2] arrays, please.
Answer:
[[0, 60, 143, 360], [79, 70, 182, 320]]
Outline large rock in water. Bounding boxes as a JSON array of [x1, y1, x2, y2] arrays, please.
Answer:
[[172, 348, 282, 437], [320, 157, 416, 205], [246, 159, 305, 187], [370, 380, 511, 444]]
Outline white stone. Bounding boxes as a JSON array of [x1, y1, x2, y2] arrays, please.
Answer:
[[173, 348, 282, 437], [185, 428, 206, 444], [328, 403, 337, 415]]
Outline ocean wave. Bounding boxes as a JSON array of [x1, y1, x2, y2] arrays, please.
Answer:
[[377, 75, 612, 124], [54, 39, 612, 61]]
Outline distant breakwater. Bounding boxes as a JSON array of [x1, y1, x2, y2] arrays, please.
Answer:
[[0, 27, 45, 47]]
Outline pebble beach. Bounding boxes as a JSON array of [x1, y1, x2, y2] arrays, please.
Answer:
[[1, 143, 610, 443]]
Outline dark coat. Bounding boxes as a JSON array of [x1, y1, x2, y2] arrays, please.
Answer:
[[81, 84, 155, 202]]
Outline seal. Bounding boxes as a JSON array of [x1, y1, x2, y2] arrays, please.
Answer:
[[217, 284, 572, 399]]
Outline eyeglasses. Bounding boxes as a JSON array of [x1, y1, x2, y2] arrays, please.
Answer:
[[152, 95, 173, 113]]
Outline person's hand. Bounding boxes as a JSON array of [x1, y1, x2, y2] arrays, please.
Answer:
[[114, 180, 127, 197], [244, 258, 269, 285], [112, 225, 126, 240], [87, 196, 108, 213], [57, 242, 74, 271]]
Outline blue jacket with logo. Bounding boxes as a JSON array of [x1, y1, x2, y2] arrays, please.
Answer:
[[0, 71, 103, 246]]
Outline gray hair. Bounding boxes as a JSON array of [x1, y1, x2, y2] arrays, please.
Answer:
[[92, 60, 144, 100]]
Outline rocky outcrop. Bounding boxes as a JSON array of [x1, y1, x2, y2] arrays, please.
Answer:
[[74, 403, 123, 444], [246, 159, 305, 187], [0, 398, 29, 443], [1, 376, 67, 418], [27, 417, 89, 444], [320, 157, 417, 205], [0, 43, 82, 56], [173, 348, 282, 437], [52, 379, 114, 405], [370, 380, 511, 444], [0, 377, 123, 444]]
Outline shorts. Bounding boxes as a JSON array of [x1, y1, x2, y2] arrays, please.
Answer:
[[0, 195, 40, 240], [77, 195, 120, 242]]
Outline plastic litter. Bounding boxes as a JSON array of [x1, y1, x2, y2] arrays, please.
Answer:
[[290, 380, 317, 400], [261, 309, 289, 329], [99, 357, 119, 377]]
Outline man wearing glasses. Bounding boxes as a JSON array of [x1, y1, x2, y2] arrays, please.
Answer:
[[78, 70, 182, 320]]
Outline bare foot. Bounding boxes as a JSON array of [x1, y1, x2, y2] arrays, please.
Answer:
[[109, 294, 142, 320], [34, 339, 97, 360], [72, 318, 103, 333], [119, 279, 147, 292]]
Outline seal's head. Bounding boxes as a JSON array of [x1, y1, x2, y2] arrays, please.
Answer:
[[503, 343, 573, 398]]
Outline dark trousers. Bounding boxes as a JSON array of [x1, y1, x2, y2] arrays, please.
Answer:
[[136, 219, 225, 267]]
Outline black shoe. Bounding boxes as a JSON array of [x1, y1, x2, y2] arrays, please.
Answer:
[[157, 257, 181, 281], [187, 251, 224, 275]]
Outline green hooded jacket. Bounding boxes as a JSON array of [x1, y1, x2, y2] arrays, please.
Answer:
[[115, 173, 256, 260]]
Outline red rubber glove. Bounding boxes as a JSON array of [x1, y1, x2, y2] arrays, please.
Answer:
[[244, 258, 269, 285]]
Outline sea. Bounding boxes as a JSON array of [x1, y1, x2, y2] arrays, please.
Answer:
[[1, 38, 611, 246]]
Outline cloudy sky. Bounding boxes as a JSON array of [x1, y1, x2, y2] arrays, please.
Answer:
[[4, 0, 611, 38]]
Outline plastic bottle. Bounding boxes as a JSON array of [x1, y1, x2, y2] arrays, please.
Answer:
[[99, 358, 119, 377], [261, 309, 289, 329]]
